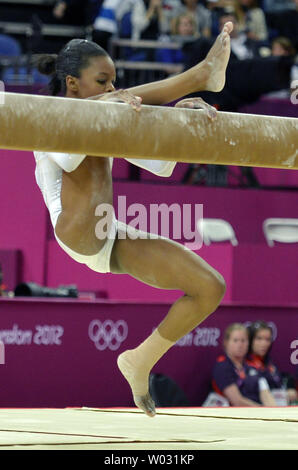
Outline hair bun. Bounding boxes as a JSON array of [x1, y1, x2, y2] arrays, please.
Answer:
[[36, 54, 58, 76]]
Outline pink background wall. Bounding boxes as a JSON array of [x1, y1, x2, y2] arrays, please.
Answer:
[[0, 298, 297, 407], [0, 149, 48, 284], [0, 149, 298, 304]]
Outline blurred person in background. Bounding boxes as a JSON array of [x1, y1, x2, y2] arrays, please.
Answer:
[[178, 0, 212, 37], [187, 10, 262, 62], [181, 7, 293, 111], [156, 13, 199, 62], [171, 12, 199, 37], [206, 0, 233, 36], [206, 0, 235, 15], [247, 321, 298, 405], [131, 0, 164, 40], [115, 0, 165, 61], [234, 0, 268, 41], [116, 0, 183, 61], [161, 0, 189, 33], [212, 323, 276, 406], [218, 11, 254, 59], [117, 0, 183, 39], [271, 37, 296, 57], [92, 0, 121, 51], [266, 0, 298, 50], [271, 37, 297, 94], [53, 0, 101, 26]]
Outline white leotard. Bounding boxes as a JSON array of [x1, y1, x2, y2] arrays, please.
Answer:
[[33, 152, 176, 272], [33, 151, 176, 230]]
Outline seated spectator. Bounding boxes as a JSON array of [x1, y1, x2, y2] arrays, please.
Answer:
[[156, 13, 199, 63], [180, 9, 293, 111], [115, 0, 135, 38], [161, 0, 189, 34], [211, 323, 276, 406], [117, 0, 182, 38], [206, 1, 242, 37], [235, 0, 268, 41], [115, 0, 167, 61], [218, 11, 254, 59], [246, 321, 298, 405], [260, 36, 297, 98], [127, 0, 164, 40], [271, 37, 297, 91], [178, 0, 212, 38], [271, 37, 296, 57], [171, 13, 199, 38]]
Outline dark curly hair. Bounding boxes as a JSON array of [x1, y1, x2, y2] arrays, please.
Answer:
[[35, 39, 109, 96]]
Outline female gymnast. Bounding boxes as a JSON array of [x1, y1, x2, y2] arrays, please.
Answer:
[[35, 21, 233, 417]]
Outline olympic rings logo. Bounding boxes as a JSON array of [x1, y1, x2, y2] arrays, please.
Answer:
[[88, 319, 128, 351]]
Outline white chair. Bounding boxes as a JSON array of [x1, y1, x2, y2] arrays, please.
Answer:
[[263, 218, 298, 247], [197, 218, 238, 246]]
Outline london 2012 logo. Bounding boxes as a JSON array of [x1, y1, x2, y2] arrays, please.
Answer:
[[88, 319, 128, 351]]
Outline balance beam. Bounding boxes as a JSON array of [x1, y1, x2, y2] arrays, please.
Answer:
[[0, 92, 297, 169]]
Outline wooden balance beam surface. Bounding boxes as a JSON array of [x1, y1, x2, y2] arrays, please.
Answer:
[[0, 92, 297, 169]]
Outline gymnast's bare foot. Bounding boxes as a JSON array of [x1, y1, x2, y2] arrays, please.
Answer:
[[133, 393, 156, 418], [203, 21, 233, 92], [117, 350, 156, 418]]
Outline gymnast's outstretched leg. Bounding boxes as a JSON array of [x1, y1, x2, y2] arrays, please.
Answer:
[[110, 231, 226, 417]]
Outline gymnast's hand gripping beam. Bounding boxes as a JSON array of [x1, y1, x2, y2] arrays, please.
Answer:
[[0, 92, 297, 170]]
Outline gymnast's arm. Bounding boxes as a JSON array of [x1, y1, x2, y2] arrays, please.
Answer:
[[125, 159, 176, 177]]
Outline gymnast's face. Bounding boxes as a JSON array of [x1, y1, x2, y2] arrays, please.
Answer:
[[65, 55, 116, 99]]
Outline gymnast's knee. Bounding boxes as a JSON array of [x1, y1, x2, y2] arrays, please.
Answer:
[[192, 272, 226, 312]]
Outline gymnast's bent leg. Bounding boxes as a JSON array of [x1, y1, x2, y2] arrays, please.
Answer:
[[110, 228, 226, 417]]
